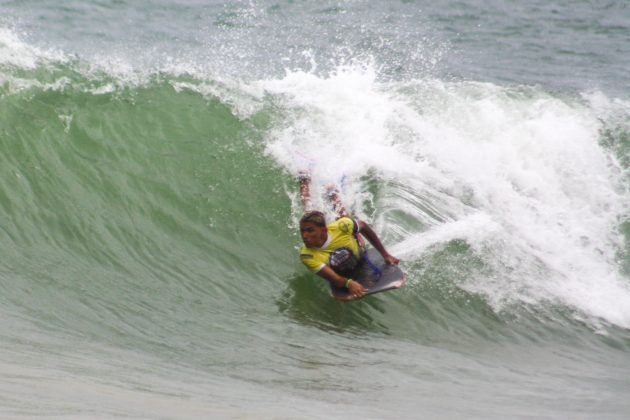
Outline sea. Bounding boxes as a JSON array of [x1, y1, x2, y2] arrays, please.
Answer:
[[1, 1, 630, 418]]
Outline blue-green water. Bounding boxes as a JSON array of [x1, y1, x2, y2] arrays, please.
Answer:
[[1, 1, 630, 418]]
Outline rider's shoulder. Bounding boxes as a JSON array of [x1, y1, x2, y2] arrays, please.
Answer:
[[331, 217, 358, 234]]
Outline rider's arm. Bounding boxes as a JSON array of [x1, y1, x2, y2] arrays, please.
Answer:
[[358, 220, 400, 265]]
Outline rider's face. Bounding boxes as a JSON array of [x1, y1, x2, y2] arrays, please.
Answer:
[[300, 221, 327, 248]]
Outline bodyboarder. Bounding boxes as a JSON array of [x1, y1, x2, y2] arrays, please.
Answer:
[[297, 173, 399, 300]]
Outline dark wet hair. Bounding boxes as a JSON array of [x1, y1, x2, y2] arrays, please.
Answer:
[[300, 211, 326, 227]]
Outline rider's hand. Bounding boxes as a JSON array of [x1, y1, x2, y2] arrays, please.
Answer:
[[348, 280, 367, 299], [384, 254, 400, 265]]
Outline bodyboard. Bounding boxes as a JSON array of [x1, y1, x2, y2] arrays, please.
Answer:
[[330, 248, 406, 301]]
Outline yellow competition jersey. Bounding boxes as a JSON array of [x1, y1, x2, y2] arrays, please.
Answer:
[[300, 217, 361, 273]]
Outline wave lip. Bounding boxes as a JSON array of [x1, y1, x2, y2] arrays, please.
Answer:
[[0, 27, 68, 69]]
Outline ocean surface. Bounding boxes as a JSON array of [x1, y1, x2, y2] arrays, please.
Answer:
[[1, 1, 630, 418]]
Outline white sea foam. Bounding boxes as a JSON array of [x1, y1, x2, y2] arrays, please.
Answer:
[[262, 64, 630, 328], [0, 27, 66, 69]]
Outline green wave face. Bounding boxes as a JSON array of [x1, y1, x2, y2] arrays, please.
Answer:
[[0, 68, 295, 353]]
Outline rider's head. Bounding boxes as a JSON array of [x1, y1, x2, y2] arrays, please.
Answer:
[[299, 211, 327, 248]]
